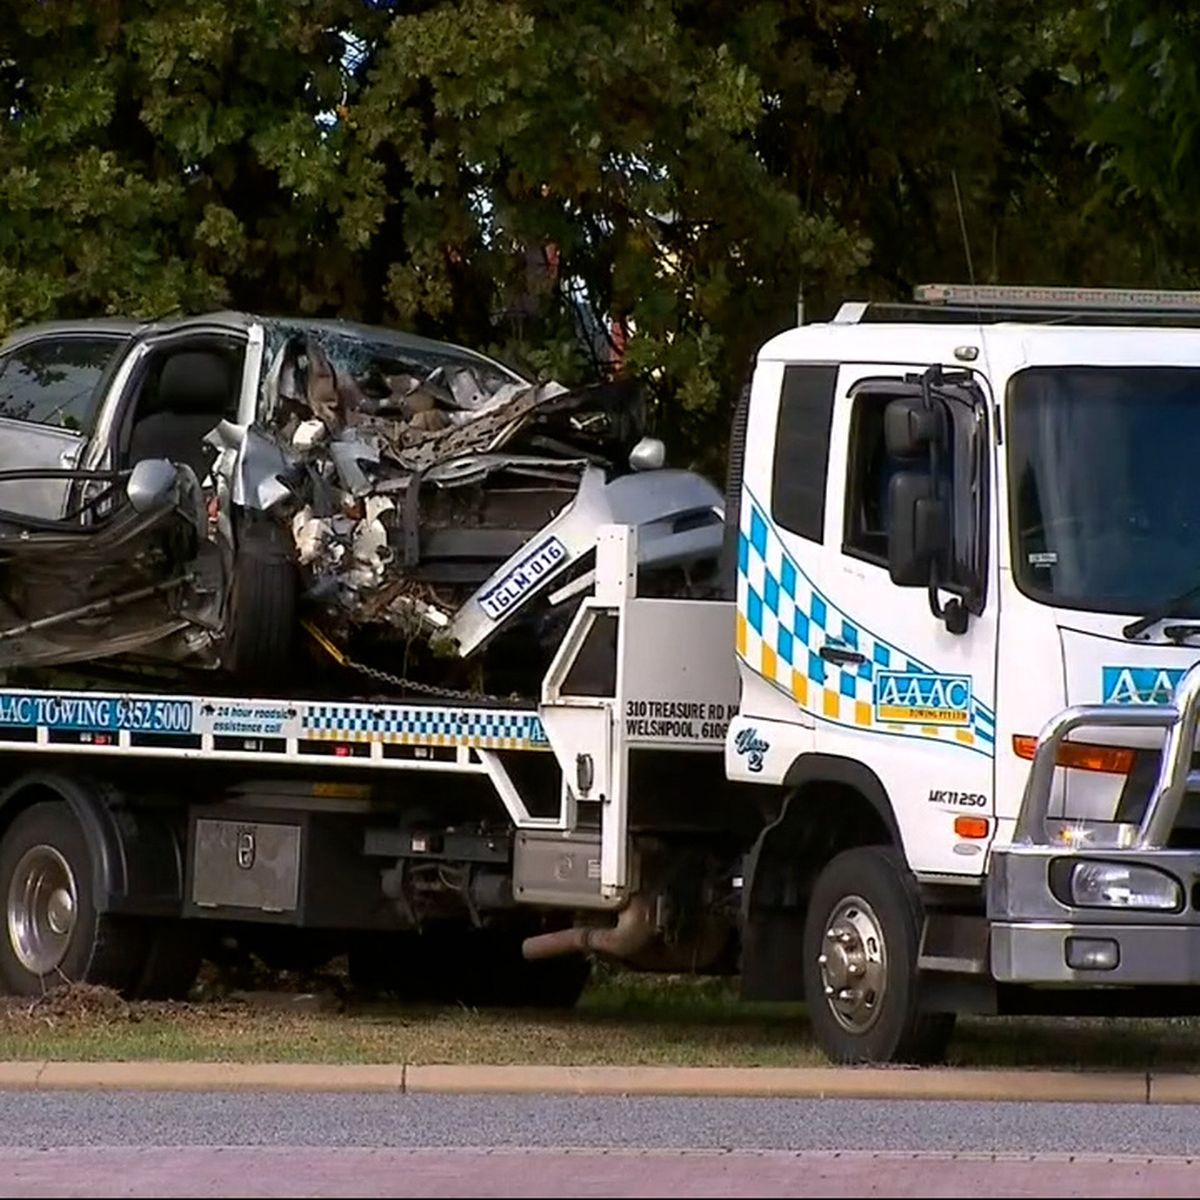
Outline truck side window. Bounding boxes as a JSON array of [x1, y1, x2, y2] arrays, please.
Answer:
[[771, 364, 837, 543], [844, 394, 897, 563]]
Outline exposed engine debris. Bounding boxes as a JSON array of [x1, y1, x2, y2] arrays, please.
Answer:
[[222, 322, 722, 665]]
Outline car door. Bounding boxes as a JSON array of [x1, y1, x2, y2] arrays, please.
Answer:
[[0, 334, 130, 520]]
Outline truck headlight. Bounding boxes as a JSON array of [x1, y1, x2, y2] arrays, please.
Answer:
[[1069, 861, 1182, 912]]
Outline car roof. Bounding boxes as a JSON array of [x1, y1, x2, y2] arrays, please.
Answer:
[[0, 312, 251, 349], [1, 312, 530, 382], [1, 317, 145, 345]]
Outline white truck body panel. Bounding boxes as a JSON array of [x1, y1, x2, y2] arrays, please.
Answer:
[[729, 318, 1200, 879]]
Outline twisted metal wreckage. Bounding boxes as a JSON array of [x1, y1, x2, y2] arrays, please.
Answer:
[[0, 319, 724, 693]]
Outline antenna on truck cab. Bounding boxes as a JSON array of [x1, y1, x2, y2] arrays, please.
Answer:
[[950, 169, 977, 291]]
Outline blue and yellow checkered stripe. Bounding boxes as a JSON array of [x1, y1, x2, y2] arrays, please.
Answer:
[[302, 704, 549, 750], [736, 495, 995, 756]]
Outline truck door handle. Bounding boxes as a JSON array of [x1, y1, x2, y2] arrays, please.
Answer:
[[819, 644, 865, 667]]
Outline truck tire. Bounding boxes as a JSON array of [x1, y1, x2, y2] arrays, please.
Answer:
[[802, 845, 955, 1064], [0, 801, 145, 996], [224, 514, 297, 682]]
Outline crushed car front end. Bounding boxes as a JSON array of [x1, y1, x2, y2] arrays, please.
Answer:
[[212, 318, 724, 692]]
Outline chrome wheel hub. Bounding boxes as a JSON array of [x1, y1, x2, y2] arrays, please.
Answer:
[[8, 845, 78, 976], [817, 894, 887, 1033]]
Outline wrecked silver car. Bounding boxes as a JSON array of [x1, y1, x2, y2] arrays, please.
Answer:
[[0, 314, 722, 694]]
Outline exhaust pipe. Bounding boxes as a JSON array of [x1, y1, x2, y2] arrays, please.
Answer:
[[522, 893, 655, 962]]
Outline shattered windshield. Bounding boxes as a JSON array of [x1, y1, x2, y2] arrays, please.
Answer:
[[1008, 366, 1200, 615], [259, 320, 527, 424], [251, 318, 642, 482]]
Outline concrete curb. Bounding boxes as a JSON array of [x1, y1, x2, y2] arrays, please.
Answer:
[[403, 1065, 1151, 1103], [33, 1062, 406, 1093], [0, 1061, 1195, 1102]]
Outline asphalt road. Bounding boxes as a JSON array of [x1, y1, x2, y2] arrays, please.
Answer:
[[3, 1091, 1200, 1154], [2, 1092, 1199, 1196]]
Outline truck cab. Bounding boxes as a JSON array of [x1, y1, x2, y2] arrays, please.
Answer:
[[726, 284, 1200, 1060]]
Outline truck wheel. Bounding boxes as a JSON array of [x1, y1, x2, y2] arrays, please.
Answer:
[[802, 846, 955, 1064], [224, 514, 297, 683], [0, 801, 145, 996]]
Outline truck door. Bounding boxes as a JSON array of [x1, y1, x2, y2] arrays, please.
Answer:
[[748, 362, 998, 876]]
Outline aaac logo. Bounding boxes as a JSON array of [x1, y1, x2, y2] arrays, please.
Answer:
[[1102, 666, 1185, 705], [875, 671, 972, 726]]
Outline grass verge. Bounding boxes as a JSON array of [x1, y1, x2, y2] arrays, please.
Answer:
[[0, 970, 1197, 1071]]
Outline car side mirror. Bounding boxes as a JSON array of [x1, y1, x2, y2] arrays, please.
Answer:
[[628, 436, 665, 472], [887, 471, 949, 587], [126, 458, 178, 513]]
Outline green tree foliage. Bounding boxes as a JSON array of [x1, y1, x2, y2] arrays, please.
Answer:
[[0, 1, 1170, 466], [739, 0, 1156, 302], [0, 1, 391, 328], [1072, 2, 1200, 280]]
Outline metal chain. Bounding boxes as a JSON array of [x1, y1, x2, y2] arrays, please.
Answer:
[[303, 619, 535, 707], [342, 653, 534, 708]]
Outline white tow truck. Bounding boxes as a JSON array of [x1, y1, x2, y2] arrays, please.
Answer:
[[5, 283, 1200, 1063]]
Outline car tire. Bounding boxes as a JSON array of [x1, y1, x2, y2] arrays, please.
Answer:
[[802, 845, 955, 1065], [224, 514, 297, 682], [0, 801, 146, 996]]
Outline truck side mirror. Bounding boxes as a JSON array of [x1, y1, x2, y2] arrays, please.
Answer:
[[885, 396, 944, 457], [887, 471, 949, 587]]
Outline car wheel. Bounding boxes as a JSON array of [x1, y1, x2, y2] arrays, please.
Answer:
[[224, 514, 297, 682]]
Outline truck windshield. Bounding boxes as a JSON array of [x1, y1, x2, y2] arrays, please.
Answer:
[[1009, 366, 1200, 616]]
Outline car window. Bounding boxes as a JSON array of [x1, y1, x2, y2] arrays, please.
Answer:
[[0, 337, 125, 434]]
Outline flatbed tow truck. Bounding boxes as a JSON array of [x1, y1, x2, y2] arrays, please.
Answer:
[[6, 284, 1200, 1063]]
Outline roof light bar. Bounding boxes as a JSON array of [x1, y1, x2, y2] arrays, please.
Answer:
[[915, 283, 1200, 311]]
